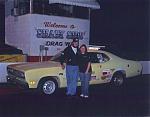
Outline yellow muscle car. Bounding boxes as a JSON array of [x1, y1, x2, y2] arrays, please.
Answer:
[[7, 47, 142, 95]]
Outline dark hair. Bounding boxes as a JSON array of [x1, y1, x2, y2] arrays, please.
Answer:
[[79, 44, 88, 54], [72, 38, 79, 42]]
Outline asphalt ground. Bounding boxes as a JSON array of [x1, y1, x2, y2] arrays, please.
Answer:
[[0, 75, 150, 117]]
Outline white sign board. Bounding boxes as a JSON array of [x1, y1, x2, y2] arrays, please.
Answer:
[[30, 14, 90, 56], [5, 14, 90, 56]]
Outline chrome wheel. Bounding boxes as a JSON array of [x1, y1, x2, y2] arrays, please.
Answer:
[[43, 80, 56, 95], [112, 74, 124, 86]]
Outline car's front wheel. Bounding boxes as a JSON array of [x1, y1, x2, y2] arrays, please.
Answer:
[[111, 72, 125, 87], [38, 78, 58, 95]]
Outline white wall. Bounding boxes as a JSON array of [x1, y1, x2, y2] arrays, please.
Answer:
[[140, 61, 150, 74], [5, 15, 31, 55], [0, 63, 13, 83]]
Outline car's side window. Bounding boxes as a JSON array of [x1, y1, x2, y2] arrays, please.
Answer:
[[88, 52, 99, 63], [97, 53, 104, 63], [88, 52, 110, 63], [101, 53, 110, 62]]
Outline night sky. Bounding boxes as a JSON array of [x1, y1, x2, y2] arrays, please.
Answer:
[[0, 0, 149, 60], [90, 0, 149, 60]]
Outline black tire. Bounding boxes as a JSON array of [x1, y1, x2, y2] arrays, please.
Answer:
[[38, 78, 58, 95], [110, 72, 125, 87]]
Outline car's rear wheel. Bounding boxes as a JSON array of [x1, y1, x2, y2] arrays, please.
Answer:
[[111, 73, 125, 87], [38, 78, 58, 95]]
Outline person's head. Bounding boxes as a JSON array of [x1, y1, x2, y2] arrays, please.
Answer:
[[80, 44, 87, 54], [71, 38, 79, 48]]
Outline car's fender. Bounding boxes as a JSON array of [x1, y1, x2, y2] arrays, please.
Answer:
[[111, 68, 126, 80], [37, 76, 60, 88]]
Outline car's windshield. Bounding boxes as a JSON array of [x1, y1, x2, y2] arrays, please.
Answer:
[[50, 51, 62, 62]]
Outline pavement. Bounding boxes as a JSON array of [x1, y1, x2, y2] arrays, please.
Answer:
[[0, 75, 150, 117]]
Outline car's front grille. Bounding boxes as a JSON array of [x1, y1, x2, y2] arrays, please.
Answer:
[[7, 67, 25, 79]]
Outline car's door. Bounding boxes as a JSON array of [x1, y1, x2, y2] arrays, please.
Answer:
[[89, 52, 111, 84]]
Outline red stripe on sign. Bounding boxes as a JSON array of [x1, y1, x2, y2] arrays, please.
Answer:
[[27, 56, 52, 62]]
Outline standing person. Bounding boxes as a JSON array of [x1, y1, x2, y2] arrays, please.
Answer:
[[60, 38, 79, 97], [78, 44, 92, 98]]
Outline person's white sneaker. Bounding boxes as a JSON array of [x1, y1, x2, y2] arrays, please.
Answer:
[[84, 95, 89, 98], [80, 94, 84, 97]]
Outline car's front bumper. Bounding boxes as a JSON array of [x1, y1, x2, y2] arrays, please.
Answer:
[[7, 75, 29, 89]]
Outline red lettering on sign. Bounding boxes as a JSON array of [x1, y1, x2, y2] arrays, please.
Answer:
[[44, 22, 67, 28]]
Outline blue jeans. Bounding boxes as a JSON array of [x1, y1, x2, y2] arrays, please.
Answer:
[[79, 72, 91, 96], [66, 65, 79, 95]]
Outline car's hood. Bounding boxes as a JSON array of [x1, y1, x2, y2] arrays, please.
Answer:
[[8, 61, 60, 71]]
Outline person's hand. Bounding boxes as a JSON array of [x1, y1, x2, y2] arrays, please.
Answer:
[[61, 64, 65, 70], [85, 71, 88, 74]]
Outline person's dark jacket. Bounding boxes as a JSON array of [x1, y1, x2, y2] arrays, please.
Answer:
[[60, 46, 79, 66]]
